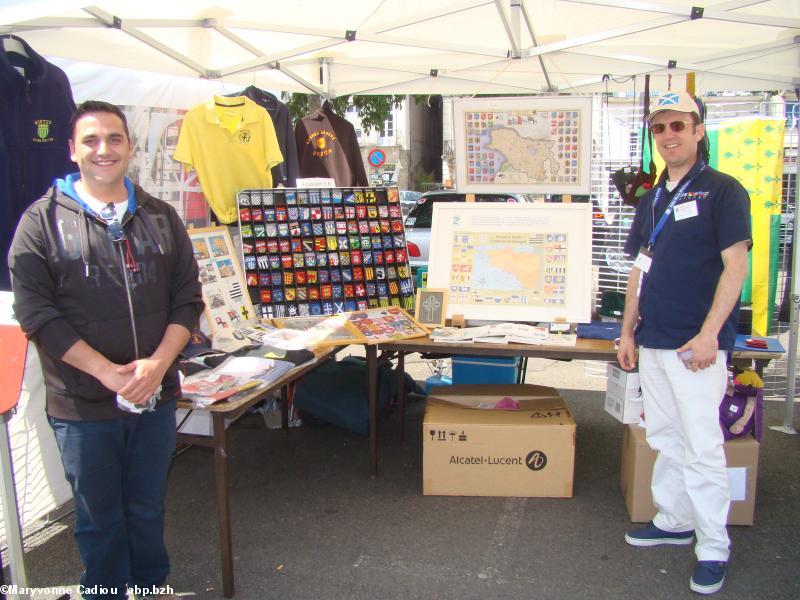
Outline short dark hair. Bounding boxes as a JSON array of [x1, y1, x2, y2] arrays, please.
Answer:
[[69, 100, 130, 141]]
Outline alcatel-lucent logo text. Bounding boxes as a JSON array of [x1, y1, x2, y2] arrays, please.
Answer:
[[448, 450, 547, 471]]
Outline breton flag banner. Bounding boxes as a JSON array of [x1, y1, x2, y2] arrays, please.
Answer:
[[646, 116, 786, 335]]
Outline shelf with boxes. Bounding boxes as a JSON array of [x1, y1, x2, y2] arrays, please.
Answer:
[[237, 186, 416, 318]]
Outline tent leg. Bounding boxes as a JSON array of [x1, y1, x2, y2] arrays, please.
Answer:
[[771, 118, 799, 436], [770, 293, 799, 435], [0, 412, 29, 599]]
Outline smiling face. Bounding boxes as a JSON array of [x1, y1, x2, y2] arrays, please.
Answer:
[[651, 110, 705, 182], [69, 111, 132, 201]]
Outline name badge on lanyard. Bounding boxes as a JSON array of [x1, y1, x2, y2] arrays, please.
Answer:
[[634, 247, 653, 298], [674, 200, 699, 221], [633, 247, 653, 274]]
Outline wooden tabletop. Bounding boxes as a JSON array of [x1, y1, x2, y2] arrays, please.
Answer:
[[378, 335, 783, 363], [379, 336, 619, 361]]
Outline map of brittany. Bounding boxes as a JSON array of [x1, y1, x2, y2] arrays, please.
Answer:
[[486, 128, 558, 182], [464, 108, 582, 186], [448, 232, 569, 308], [485, 246, 541, 289]]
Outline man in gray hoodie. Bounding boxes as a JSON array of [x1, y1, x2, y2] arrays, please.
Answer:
[[8, 100, 203, 600]]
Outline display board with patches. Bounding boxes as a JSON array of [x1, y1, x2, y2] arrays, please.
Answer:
[[188, 226, 256, 333], [238, 186, 416, 319]]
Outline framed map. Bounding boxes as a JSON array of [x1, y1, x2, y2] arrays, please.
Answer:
[[453, 96, 593, 195], [426, 204, 593, 323], [188, 226, 256, 334]]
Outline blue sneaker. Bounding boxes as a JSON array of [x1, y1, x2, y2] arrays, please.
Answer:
[[690, 561, 726, 594], [624, 521, 695, 546]]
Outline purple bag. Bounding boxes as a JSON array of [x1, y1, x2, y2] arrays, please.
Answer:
[[719, 385, 763, 441]]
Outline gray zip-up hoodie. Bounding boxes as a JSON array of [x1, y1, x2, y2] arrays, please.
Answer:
[[8, 175, 204, 420]]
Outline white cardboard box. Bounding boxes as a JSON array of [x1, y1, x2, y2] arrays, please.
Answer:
[[605, 363, 643, 424], [175, 407, 240, 436]]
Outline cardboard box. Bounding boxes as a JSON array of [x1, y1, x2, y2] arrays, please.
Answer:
[[620, 424, 759, 525], [451, 356, 519, 385], [422, 384, 575, 498], [605, 363, 643, 424], [175, 407, 240, 436]]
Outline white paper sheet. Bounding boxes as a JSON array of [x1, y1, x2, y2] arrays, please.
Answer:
[[727, 467, 748, 502]]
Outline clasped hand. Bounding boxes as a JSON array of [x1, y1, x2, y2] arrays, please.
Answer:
[[100, 358, 167, 405]]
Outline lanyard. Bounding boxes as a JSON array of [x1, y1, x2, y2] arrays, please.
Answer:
[[647, 163, 705, 249]]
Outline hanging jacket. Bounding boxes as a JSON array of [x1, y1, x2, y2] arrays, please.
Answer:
[[0, 35, 76, 291], [228, 85, 300, 186], [8, 177, 204, 420], [294, 101, 369, 186]]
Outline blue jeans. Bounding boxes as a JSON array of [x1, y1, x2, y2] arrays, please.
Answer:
[[49, 400, 177, 600]]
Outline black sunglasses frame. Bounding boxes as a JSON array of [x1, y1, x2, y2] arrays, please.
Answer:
[[651, 120, 695, 135], [99, 205, 126, 243]]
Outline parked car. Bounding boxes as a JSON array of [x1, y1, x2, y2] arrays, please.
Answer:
[[403, 191, 532, 272], [399, 190, 422, 217]]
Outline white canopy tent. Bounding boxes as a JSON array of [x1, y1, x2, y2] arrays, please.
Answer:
[[1, 0, 798, 97]]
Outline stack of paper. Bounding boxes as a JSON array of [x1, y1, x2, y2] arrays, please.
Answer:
[[541, 333, 578, 347], [429, 325, 491, 343], [429, 323, 575, 346], [182, 356, 294, 406], [181, 373, 264, 407]]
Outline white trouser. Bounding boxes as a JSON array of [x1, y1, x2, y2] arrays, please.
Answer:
[[639, 347, 731, 562]]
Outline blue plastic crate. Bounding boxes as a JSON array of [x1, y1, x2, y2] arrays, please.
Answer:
[[424, 375, 452, 395], [451, 355, 520, 385]]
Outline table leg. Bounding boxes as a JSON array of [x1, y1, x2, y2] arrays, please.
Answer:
[[517, 356, 528, 383], [397, 351, 406, 442], [281, 385, 289, 431], [212, 412, 235, 598], [366, 344, 378, 478], [753, 358, 769, 378]]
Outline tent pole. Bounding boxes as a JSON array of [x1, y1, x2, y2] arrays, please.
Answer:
[[773, 96, 799, 435], [778, 280, 799, 434], [0, 412, 29, 599], [518, 1, 555, 91]]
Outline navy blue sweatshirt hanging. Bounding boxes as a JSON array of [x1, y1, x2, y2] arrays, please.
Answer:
[[0, 34, 76, 290]]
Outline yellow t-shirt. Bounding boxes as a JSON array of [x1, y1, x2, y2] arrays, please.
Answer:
[[173, 95, 284, 223]]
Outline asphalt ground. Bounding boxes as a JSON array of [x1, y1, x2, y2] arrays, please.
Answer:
[[10, 354, 800, 600]]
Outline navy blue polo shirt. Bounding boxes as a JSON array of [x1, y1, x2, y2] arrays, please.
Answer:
[[624, 159, 751, 352]]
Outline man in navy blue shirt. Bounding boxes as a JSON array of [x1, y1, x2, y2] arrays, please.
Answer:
[[618, 91, 750, 595]]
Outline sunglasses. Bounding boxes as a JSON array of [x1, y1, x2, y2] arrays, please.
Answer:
[[651, 120, 695, 135], [99, 204, 126, 243]]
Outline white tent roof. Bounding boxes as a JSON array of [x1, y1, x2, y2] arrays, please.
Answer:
[[1, 0, 798, 96]]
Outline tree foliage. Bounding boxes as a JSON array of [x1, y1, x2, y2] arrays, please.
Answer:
[[283, 93, 405, 135]]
